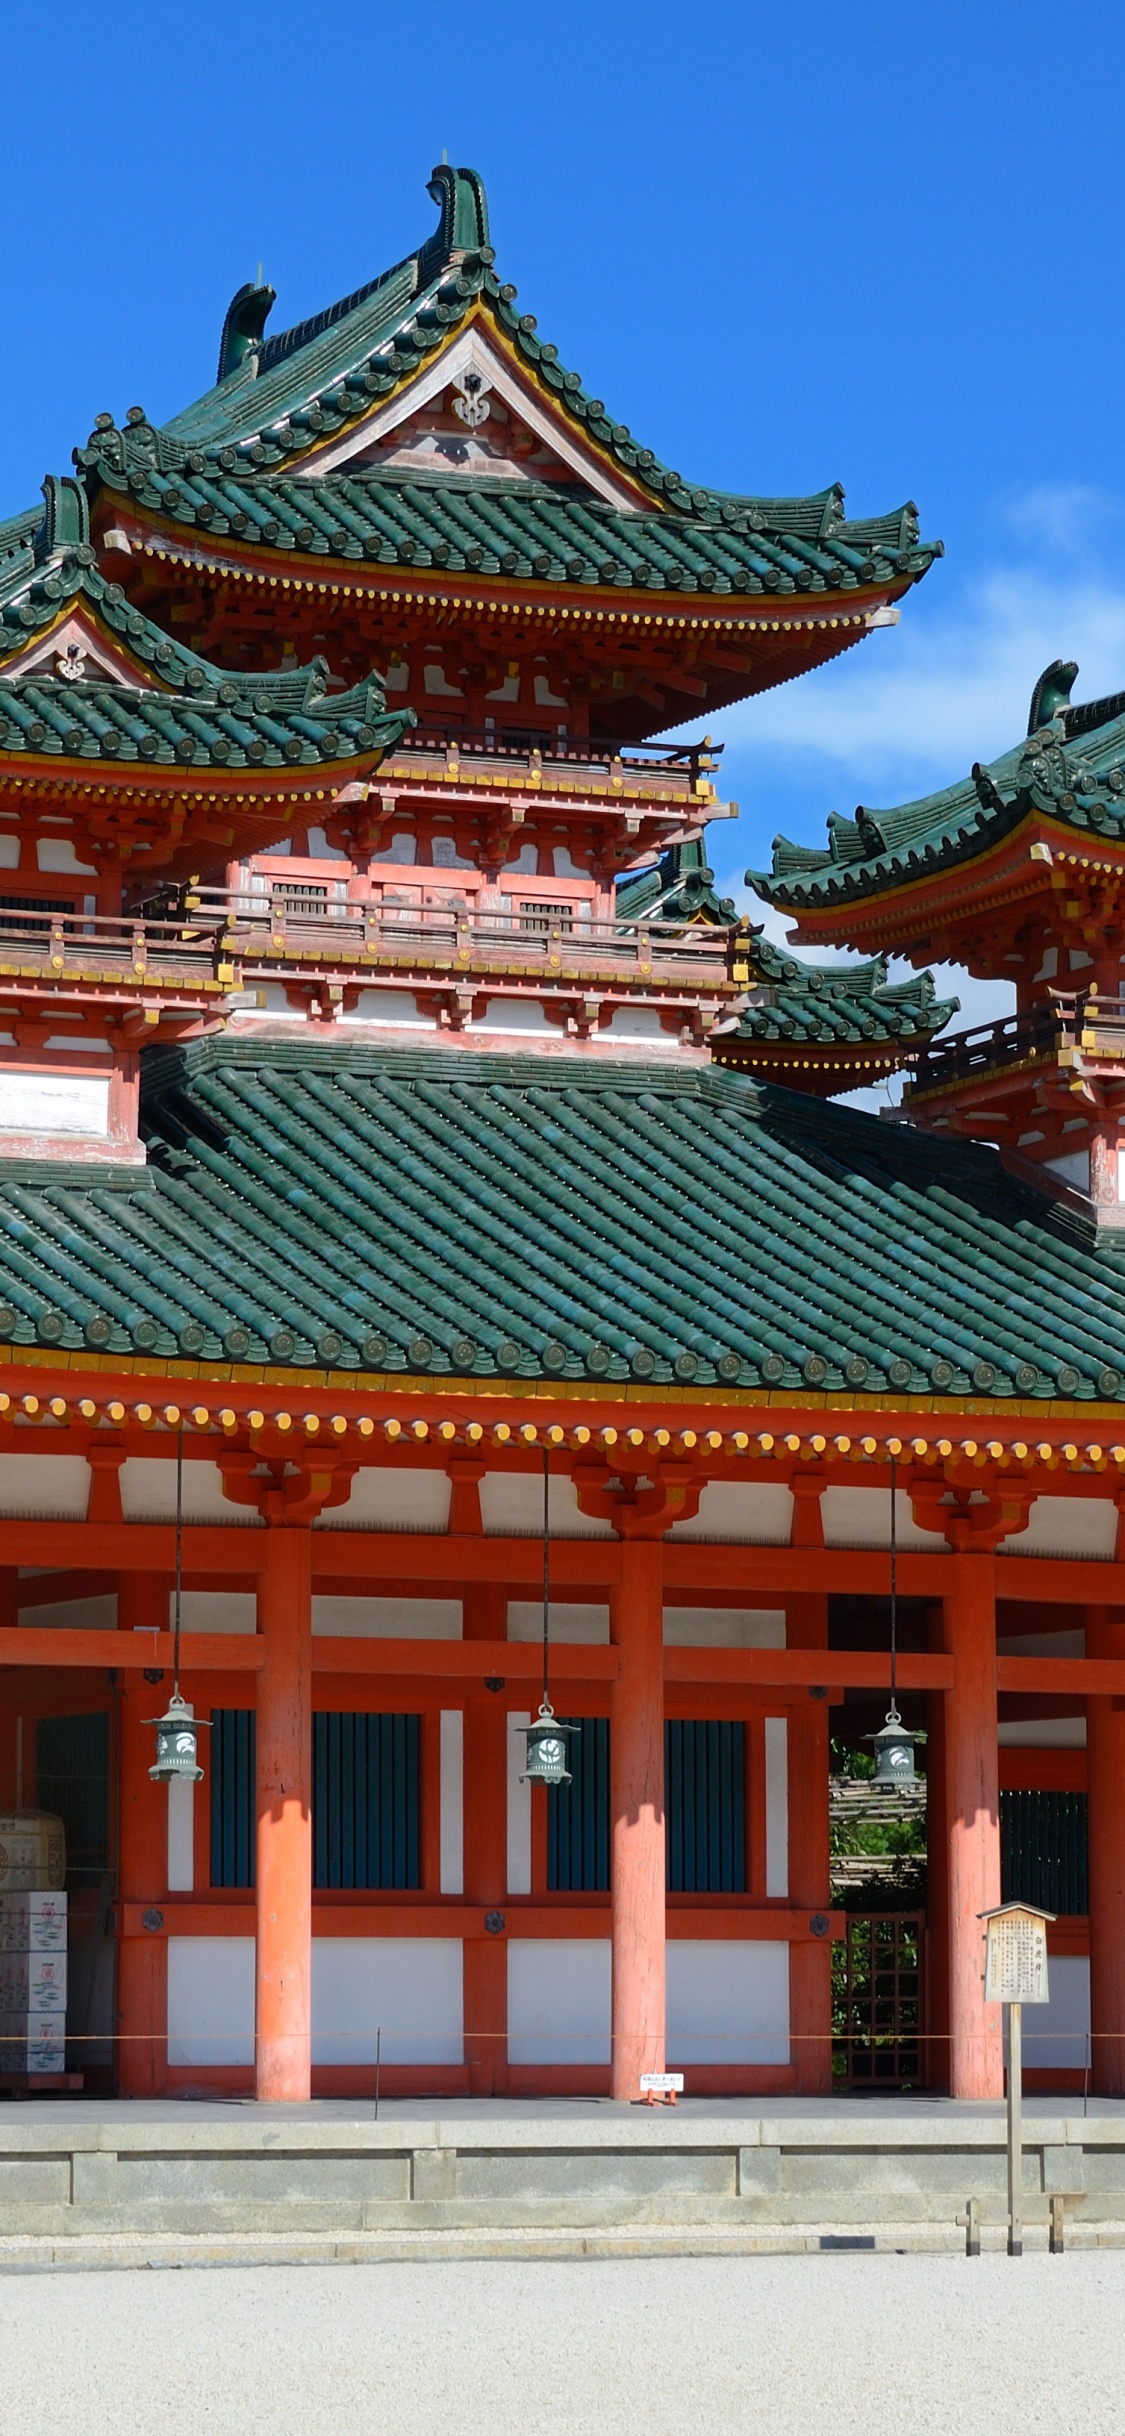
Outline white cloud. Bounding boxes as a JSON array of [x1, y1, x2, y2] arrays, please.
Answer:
[[720, 554, 1125, 799]]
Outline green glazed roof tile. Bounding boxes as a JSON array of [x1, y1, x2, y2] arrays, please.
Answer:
[[0, 516, 412, 770], [66, 167, 940, 608], [750, 658, 1125, 912], [0, 1041, 1122, 1399]]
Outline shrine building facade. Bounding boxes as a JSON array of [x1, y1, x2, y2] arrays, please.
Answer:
[[0, 165, 1122, 2107]]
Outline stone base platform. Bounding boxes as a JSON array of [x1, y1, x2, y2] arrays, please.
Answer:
[[1, 2096, 1124, 2267]]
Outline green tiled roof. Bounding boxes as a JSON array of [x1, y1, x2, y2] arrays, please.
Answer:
[[67, 166, 940, 606], [79, 454, 931, 603], [0, 1041, 1122, 1402], [0, 509, 411, 771], [750, 659, 1125, 912], [719, 934, 956, 1048]]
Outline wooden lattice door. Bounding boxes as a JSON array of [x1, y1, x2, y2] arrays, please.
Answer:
[[833, 1913, 926, 2088]]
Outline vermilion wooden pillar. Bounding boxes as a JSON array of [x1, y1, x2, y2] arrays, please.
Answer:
[[942, 1553, 1002, 2099], [116, 1572, 170, 2097], [1086, 1606, 1125, 2094], [463, 1581, 508, 2095], [255, 1525, 312, 2102], [925, 1602, 950, 2089], [610, 1536, 665, 2099], [786, 1592, 832, 2093]]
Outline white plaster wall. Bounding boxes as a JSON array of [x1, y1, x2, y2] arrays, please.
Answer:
[[440, 1712, 464, 1896], [19, 1594, 116, 1630], [312, 1596, 462, 1637], [1008, 1497, 1117, 1560], [311, 1939, 463, 2066], [0, 1073, 109, 1134], [1004, 1955, 1090, 2071], [507, 1602, 610, 1642], [667, 1940, 790, 2066], [764, 1719, 789, 1898], [316, 1468, 451, 1531], [167, 1936, 254, 2066], [508, 1937, 611, 2066], [481, 1472, 614, 1538], [507, 1712, 532, 1896], [664, 1608, 786, 1647], [668, 1483, 794, 1543], [821, 1488, 948, 1550], [997, 1718, 1086, 1747], [175, 1591, 257, 1633], [0, 1455, 90, 1519], [120, 1460, 255, 1524]]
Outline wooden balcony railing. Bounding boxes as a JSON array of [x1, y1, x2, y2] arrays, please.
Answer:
[[0, 894, 737, 998], [906, 992, 1125, 1097]]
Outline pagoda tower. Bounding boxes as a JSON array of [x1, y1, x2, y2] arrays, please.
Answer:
[[750, 657, 1125, 1209], [9, 164, 1125, 2133]]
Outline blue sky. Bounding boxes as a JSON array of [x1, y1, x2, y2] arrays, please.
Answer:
[[4, 0, 1122, 1051]]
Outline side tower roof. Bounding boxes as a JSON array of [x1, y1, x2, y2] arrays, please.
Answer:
[[0, 478, 412, 882], [746, 659, 1125, 960]]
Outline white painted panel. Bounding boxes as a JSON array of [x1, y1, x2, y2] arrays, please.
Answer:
[[120, 1459, 255, 1524], [315, 1468, 451, 1531], [36, 836, 97, 875], [1005, 1955, 1089, 2071], [664, 1608, 786, 1648], [507, 1602, 609, 1643], [764, 1718, 789, 1898], [440, 1711, 464, 1896], [604, 1006, 666, 1038], [174, 1591, 257, 1633], [508, 1937, 611, 2065], [471, 1000, 553, 1033], [312, 1596, 462, 1638], [667, 1940, 790, 2066], [998, 1718, 1086, 1747], [167, 1936, 254, 2066], [19, 1594, 116, 1631], [341, 991, 434, 1027], [0, 833, 18, 868], [667, 1483, 794, 1544], [0, 1455, 90, 1519], [167, 1777, 194, 1893], [1007, 1496, 1117, 1560], [0, 1072, 109, 1134], [507, 1711, 532, 1896], [481, 1472, 614, 1538], [311, 1938, 463, 2065], [821, 1488, 948, 1550], [1046, 1148, 1089, 1190], [1000, 1630, 1085, 1657]]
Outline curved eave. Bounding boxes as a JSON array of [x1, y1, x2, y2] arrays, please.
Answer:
[[751, 807, 1125, 951], [96, 514, 923, 703]]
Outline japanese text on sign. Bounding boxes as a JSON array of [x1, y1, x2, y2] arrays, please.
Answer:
[[984, 1913, 1050, 2005]]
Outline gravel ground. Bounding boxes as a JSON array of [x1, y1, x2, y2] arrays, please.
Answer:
[[0, 2253, 1118, 2434]]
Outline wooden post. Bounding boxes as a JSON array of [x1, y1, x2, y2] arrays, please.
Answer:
[[610, 1536, 665, 2100], [1086, 1606, 1125, 2094], [925, 1601, 950, 2089], [462, 1581, 508, 2094], [1007, 1997, 1023, 2256], [787, 1590, 832, 2093], [943, 1553, 1003, 2099], [116, 1572, 171, 2098], [255, 1525, 312, 2102]]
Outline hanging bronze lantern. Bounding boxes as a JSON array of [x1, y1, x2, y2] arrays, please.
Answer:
[[147, 1691, 205, 1785], [518, 1703, 579, 1787], [869, 1704, 918, 1790]]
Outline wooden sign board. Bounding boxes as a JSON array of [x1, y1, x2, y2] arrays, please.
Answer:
[[984, 1909, 1050, 2006]]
